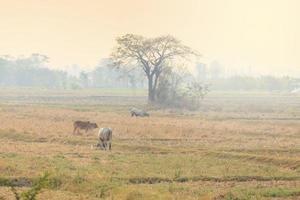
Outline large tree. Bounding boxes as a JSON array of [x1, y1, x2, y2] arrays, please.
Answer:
[[111, 34, 197, 102]]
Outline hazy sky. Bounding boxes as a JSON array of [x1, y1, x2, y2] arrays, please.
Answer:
[[1, 0, 299, 76]]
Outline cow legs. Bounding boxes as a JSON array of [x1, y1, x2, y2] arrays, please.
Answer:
[[104, 142, 108, 150], [101, 142, 106, 150], [99, 139, 105, 150], [104, 141, 111, 150], [73, 127, 79, 135], [107, 140, 111, 150]]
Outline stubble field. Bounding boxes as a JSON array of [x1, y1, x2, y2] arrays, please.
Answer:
[[0, 88, 299, 199]]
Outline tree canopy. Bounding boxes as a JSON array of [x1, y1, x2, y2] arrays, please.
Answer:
[[111, 34, 197, 102]]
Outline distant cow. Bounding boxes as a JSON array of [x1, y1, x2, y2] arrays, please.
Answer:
[[130, 107, 150, 117], [73, 121, 98, 134], [94, 128, 112, 150]]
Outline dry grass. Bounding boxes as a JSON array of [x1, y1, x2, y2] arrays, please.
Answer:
[[0, 90, 299, 199]]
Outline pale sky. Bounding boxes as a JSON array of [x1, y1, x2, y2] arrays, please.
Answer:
[[0, 0, 299, 76]]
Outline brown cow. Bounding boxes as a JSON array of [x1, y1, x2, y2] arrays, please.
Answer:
[[73, 121, 98, 134]]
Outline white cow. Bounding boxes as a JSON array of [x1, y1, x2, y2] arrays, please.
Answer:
[[93, 128, 112, 150]]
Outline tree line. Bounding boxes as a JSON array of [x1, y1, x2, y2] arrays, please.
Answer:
[[0, 54, 146, 89], [1, 54, 298, 92], [1, 34, 299, 109], [209, 76, 300, 91]]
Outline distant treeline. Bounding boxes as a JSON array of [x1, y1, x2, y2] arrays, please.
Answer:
[[0, 54, 67, 88], [194, 62, 300, 92], [0, 55, 146, 89], [209, 76, 300, 92], [0, 54, 299, 92]]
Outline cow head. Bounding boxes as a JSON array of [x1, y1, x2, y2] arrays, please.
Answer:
[[90, 123, 98, 129], [143, 112, 150, 117], [91, 142, 104, 150]]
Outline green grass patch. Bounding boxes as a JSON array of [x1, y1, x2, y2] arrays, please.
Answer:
[[221, 187, 300, 199]]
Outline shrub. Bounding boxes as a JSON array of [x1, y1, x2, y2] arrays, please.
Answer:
[[10, 172, 51, 200]]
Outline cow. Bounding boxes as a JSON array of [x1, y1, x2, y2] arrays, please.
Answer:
[[130, 107, 150, 117], [73, 121, 98, 135], [92, 128, 112, 150]]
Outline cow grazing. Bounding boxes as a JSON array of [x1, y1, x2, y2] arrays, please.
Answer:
[[130, 107, 150, 117], [94, 128, 112, 150], [73, 121, 98, 135]]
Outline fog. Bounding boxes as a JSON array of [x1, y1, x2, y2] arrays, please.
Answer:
[[1, 0, 300, 77], [1, 1, 300, 106], [0, 54, 299, 94]]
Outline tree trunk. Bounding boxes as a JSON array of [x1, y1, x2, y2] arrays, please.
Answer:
[[147, 74, 155, 102]]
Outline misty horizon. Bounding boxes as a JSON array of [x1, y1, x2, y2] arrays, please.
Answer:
[[1, 53, 300, 78]]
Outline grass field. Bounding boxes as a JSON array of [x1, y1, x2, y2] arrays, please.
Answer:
[[0, 88, 299, 199]]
